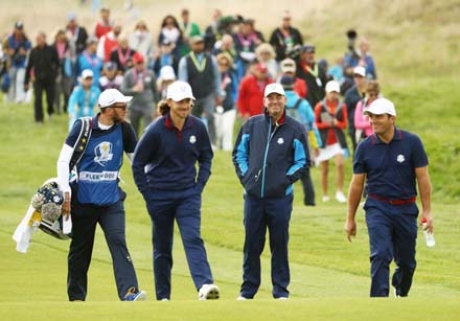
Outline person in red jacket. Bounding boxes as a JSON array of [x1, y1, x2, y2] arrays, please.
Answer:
[[314, 80, 348, 203], [94, 7, 113, 39], [237, 62, 273, 119]]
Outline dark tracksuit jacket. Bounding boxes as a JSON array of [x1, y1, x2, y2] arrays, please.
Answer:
[[233, 109, 310, 198]]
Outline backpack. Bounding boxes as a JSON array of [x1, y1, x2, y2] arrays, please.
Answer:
[[285, 98, 303, 120]]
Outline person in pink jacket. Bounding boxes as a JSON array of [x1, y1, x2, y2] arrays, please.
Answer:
[[354, 80, 380, 143]]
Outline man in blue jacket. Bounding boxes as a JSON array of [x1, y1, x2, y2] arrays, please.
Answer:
[[232, 83, 310, 299]]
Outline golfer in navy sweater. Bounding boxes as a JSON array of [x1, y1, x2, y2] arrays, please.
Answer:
[[233, 83, 310, 299], [132, 81, 219, 301]]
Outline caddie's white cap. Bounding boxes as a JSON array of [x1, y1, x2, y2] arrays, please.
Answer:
[[98, 88, 132, 108], [353, 66, 366, 77], [166, 81, 195, 101], [160, 65, 176, 81], [81, 69, 94, 79], [364, 97, 396, 116], [325, 80, 340, 93], [264, 83, 285, 97]]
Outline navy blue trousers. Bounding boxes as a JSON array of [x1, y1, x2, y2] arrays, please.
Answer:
[[145, 187, 214, 300], [241, 194, 293, 299], [365, 198, 418, 297], [67, 200, 140, 301]]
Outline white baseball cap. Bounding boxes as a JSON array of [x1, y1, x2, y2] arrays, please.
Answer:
[[364, 97, 396, 116], [264, 83, 285, 97], [280, 58, 296, 73], [159, 65, 176, 81], [98, 89, 133, 108], [353, 66, 366, 77], [325, 80, 340, 93], [81, 69, 94, 79], [166, 81, 195, 101]]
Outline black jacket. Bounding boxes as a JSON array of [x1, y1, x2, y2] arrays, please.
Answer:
[[25, 44, 59, 84]]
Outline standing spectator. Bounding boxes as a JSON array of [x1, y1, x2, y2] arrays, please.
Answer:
[[24, 32, 59, 123], [314, 80, 348, 203], [233, 19, 261, 73], [156, 65, 176, 100], [279, 58, 307, 98], [214, 53, 238, 151], [344, 37, 377, 80], [178, 8, 201, 55], [280, 75, 321, 206], [237, 62, 273, 119], [296, 44, 328, 109], [67, 69, 100, 129], [158, 15, 183, 61], [344, 66, 368, 152], [354, 80, 381, 143], [244, 19, 265, 44], [232, 83, 309, 299], [211, 34, 244, 81], [345, 98, 433, 297], [52, 29, 71, 114], [203, 9, 223, 52], [77, 37, 103, 84], [121, 52, 157, 137], [65, 12, 89, 90], [94, 7, 113, 39], [97, 22, 122, 62], [254, 43, 278, 79], [5, 21, 31, 103], [109, 36, 136, 74], [132, 80, 220, 301], [178, 35, 223, 146], [57, 88, 146, 302], [99, 61, 123, 91], [152, 39, 179, 76], [129, 21, 154, 65], [268, 11, 303, 62]]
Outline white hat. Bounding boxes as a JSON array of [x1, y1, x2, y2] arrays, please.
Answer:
[[364, 97, 396, 116], [159, 66, 176, 81], [280, 58, 296, 73], [353, 66, 366, 77], [166, 81, 195, 101], [264, 83, 285, 97], [325, 80, 340, 93], [98, 89, 133, 108], [81, 69, 94, 79]]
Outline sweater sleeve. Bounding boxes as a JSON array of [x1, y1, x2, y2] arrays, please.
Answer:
[[196, 122, 214, 192], [131, 125, 158, 197]]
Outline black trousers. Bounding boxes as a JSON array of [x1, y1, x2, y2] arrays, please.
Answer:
[[300, 169, 315, 206], [33, 79, 55, 123]]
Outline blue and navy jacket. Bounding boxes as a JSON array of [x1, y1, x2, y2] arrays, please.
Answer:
[[132, 113, 213, 197], [232, 109, 310, 198], [67, 116, 137, 206]]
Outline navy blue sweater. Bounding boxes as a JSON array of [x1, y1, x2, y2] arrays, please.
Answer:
[[132, 113, 213, 196]]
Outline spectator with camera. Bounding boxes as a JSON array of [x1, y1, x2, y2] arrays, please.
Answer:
[[5, 21, 31, 104], [296, 44, 329, 109], [269, 11, 303, 62]]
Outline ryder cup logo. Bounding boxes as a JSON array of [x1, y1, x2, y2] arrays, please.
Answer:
[[94, 141, 114, 166], [189, 135, 197, 144], [396, 154, 405, 163], [277, 138, 284, 145]]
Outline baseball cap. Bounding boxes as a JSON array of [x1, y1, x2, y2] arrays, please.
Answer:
[[132, 52, 145, 64], [98, 89, 133, 108], [81, 69, 94, 79], [325, 80, 340, 93], [301, 44, 315, 54], [353, 66, 366, 77], [280, 75, 295, 90], [190, 35, 204, 44], [159, 65, 176, 81], [14, 21, 24, 29], [364, 97, 396, 116], [86, 36, 98, 45], [280, 58, 296, 73], [104, 61, 117, 71], [166, 81, 195, 101], [264, 83, 285, 97], [67, 12, 77, 22]]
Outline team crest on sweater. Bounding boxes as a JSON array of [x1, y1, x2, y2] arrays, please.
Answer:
[[94, 142, 114, 166], [189, 135, 197, 144], [396, 154, 405, 163], [277, 138, 284, 145]]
